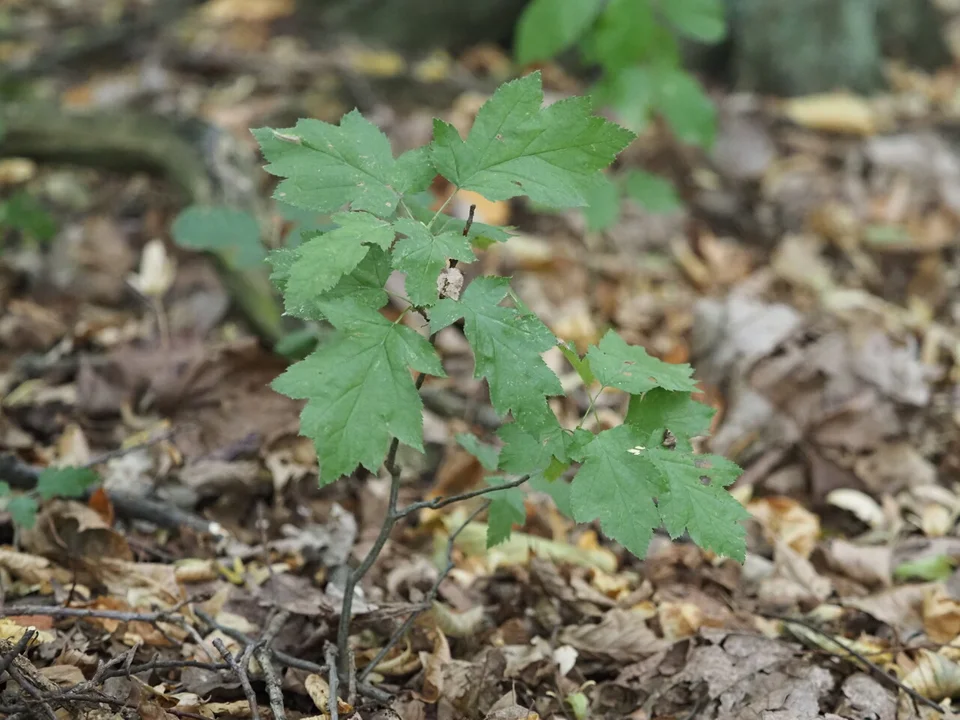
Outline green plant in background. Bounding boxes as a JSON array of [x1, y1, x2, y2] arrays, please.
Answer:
[[0, 190, 58, 247], [253, 71, 747, 671], [0, 466, 99, 528], [515, 0, 725, 228]]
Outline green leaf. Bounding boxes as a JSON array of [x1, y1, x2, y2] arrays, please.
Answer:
[[406, 201, 513, 245], [274, 327, 321, 359], [652, 67, 716, 148], [0, 191, 58, 243], [171, 206, 264, 268], [625, 387, 714, 451], [392, 218, 476, 307], [254, 111, 416, 218], [282, 212, 394, 316], [395, 146, 438, 196], [645, 448, 747, 561], [0, 481, 9, 496], [581, 172, 622, 232], [430, 72, 635, 209], [515, 0, 605, 65], [486, 477, 527, 547], [593, 67, 657, 133], [430, 276, 563, 428], [456, 433, 500, 471], [559, 341, 596, 386], [7, 495, 38, 529], [271, 245, 392, 321], [570, 424, 664, 558], [624, 170, 682, 214], [894, 555, 956, 582], [36, 466, 99, 500], [585, 0, 659, 72], [587, 331, 698, 394], [658, 0, 727, 43], [272, 303, 445, 483]]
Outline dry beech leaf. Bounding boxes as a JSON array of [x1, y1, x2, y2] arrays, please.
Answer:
[[39, 664, 86, 685], [823, 539, 893, 588], [923, 585, 960, 644], [746, 496, 821, 559], [758, 539, 832, 605], [825, 489, 886, 529], [558, 609, 667, 662], [305, 673, 330, 712], [902, 649, 960, 701], [416, 629, 452, 703], [0, 618, 55, 645]]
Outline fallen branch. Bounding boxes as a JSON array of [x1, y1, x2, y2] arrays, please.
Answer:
[[254, 611, 290, 720], [765, 613, 944, 714], [325, 642, 340, 720], [213, 638, 260, 720]]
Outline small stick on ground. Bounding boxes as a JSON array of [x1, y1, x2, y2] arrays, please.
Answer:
[[254, 610, 290, 720], [195, 608, 326, 675], [212, 638, 260, 720], [325, 642, 340, 720], [0, 629, 34, 677], [359, 501, 488, 683], [7, 666, 57, 720], [765, 612, 944, 714]]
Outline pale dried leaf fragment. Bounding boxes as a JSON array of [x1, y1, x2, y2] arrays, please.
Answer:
[[823, 539, 893, 587], [781, 92, 879, 135]]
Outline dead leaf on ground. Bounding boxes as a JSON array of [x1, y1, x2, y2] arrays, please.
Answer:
[[559, 609, 668, 662]]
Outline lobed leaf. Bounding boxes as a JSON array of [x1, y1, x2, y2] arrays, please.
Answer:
[[253, 113, 432, 218], [645, 448, 748, 561], [282, 212, 394, 316], [625, 387, 715, 451], [587, 331, 698, 394], [272, 302, 445, 483], [570, 424, 663, 558], [430, 72, 635, 209], [430, 276, 563, 428]]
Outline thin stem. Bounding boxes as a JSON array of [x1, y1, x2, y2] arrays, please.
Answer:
[[335, 370, 431, 678], [427, 190, 457, 231], [395, 474, 531, 517], [577, 386, 605, 431], [358, 501, 488, 683]]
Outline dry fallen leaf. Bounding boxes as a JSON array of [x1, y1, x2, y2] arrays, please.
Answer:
[[781, 92, 879, 135]]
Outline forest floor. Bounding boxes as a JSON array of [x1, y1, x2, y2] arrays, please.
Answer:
[[2, 2, 960, 719]]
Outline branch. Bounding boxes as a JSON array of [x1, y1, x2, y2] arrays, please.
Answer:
[[254, 611, 289, 720], [325, 643, 340, 720], [0, 599, 193, 623], [765, 613, 944, 714], [359, 501, 487, 683], [212, 638, 260, 720], [395, 474, 530, 517]]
